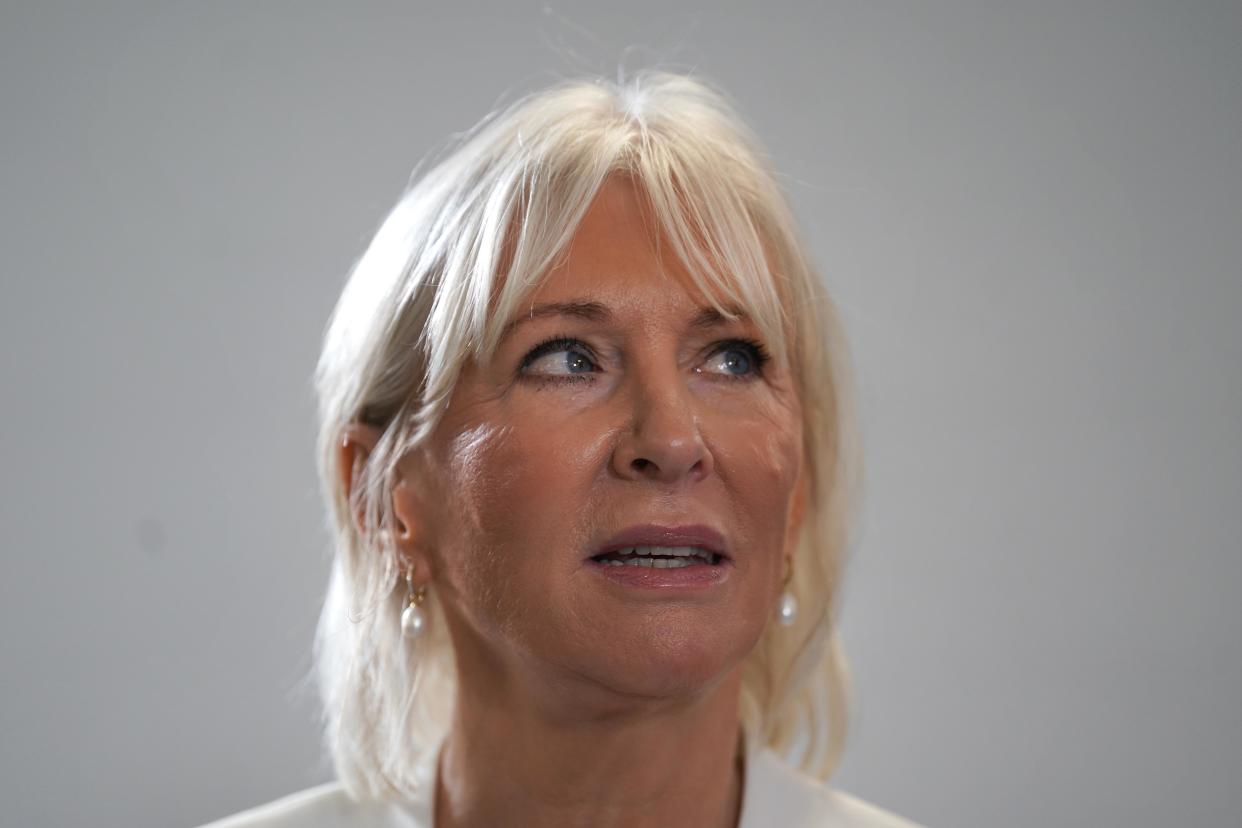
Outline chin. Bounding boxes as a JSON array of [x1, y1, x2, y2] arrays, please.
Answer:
[[574, 622, 755, 701]]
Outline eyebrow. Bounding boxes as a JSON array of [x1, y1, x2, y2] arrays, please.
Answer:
[[498, 299, 751, 343]]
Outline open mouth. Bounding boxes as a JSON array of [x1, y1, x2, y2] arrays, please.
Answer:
[[590, 545, 724, 568]]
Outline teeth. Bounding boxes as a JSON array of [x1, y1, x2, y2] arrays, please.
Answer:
[[617, 556, 694, 568], [600, 546, 715, 567], [624, 546, 711, 559]]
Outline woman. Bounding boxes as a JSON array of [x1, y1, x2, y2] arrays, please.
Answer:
[[202, 71, 923, 827]]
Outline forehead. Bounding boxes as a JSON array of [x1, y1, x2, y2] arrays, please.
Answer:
[[520, 176, 738, 319]]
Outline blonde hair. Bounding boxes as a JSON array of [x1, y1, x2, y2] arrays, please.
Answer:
[[311, 69, 864, 799]]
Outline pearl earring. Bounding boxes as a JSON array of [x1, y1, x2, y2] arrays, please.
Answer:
[[777, 558, 797, 627], [401, 565, 429, 639]]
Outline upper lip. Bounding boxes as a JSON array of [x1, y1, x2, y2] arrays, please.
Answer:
[[590, 523, 730, 560]]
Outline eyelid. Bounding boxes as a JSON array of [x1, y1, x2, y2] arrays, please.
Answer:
[[518, 334, 599, 369]]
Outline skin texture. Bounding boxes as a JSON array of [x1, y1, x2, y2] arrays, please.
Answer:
[[340, 176, 808, 828]]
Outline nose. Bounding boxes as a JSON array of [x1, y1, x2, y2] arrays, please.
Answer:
[[610, 371, 715, 484]]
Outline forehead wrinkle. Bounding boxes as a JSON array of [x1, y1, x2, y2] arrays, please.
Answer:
[[498, 296, 754, 344]]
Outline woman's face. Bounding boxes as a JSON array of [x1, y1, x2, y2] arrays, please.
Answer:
[[401, 176, 806, 704]]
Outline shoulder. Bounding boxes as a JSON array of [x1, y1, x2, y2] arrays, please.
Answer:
[[195, 781, 427, 828], [740, 749, 926, 828]]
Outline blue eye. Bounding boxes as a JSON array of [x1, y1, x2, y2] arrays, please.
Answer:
[[701, 339, 771, 380], [519, 337, 599, 378], [712, 348, 752, 375]]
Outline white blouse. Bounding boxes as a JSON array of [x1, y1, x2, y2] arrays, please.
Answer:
[[199, 740, 924, 828]]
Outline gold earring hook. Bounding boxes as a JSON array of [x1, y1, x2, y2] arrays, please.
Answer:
[[405, 562, 426, 607]]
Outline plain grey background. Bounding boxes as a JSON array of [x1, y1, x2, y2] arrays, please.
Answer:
[[2, 2, 1239, 826]]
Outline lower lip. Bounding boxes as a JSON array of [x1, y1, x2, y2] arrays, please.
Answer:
[[586, 559, 732, 590]]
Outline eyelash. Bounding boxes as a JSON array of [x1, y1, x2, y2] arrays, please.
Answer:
[[517, 333, 772, 386]]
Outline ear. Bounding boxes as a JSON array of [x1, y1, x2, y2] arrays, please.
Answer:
[[338, 421, 383, 533], [338, 421, 435, 584]]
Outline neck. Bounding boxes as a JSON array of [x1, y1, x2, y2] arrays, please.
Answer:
[[433, 664, 747, 828]]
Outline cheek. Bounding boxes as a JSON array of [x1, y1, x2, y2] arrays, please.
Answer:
[[435, 418, 602, 634], [712, 396, 803, 568], [449, 416, 602, 543], [435, 423, 524, 623], [451, 423, 523, 523]]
